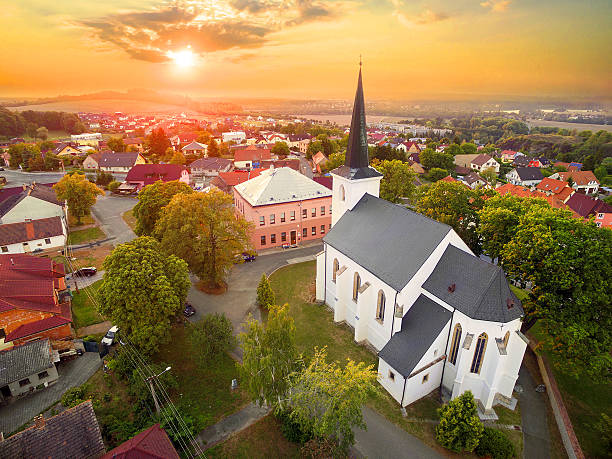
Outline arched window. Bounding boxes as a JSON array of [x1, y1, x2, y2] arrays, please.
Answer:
[[470, 333, 488, 374], [376, 290, 385, 321], [503, 331, 510, 347], [332, 259, 339, 282], [339, 184, 346, 201], [353, 272, 361, 301], [449, 324, 462, 365]]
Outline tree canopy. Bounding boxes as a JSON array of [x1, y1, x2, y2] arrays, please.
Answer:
[[53, 172, 104, 224], [371, 159, 417, 203], [97, 237, 190, 354], [420, 148, 455, 171], [154, 190, 252, 288], [271, 141, 290, 158], [188, 313, 235, 368], [436, 391, 483, 453], [145, 127, 171, 160], [107, 136, 125, 152]]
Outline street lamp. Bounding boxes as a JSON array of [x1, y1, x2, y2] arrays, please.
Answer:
[[146, 366, 172, 414]]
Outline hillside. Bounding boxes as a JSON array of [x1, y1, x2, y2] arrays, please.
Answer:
[[497, 134, 583, 157], [8, 99, 202, 115]]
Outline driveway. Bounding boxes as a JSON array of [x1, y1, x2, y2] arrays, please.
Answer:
[[91, 192, 137, 246], [186, 243, 322, 331], [0, 353, 102, 435], [66, 270, 104, 290], [518, 364, 551, 458]]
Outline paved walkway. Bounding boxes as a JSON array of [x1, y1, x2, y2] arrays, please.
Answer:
[[517, 365, 551, 459], [353, 407, 444, 458], [196, 402, 271, 450], [0, 352, 102, 434]]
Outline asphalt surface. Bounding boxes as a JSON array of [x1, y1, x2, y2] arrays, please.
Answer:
[[518, 365, 551, 459], [0, 169, 127, 188], [90, 192, 137, 246]]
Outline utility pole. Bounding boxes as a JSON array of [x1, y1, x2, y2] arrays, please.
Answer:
[[146, 366, 171, 415]]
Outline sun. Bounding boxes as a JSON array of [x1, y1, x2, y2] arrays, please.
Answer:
[[167, 47, 195, 68]]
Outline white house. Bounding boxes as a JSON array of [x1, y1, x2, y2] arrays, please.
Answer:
[[0, 184, 66, 225], [315, 68, 527, 414], [549, 171, 600, 195], [506, 167, 543, 187], [0, 217, 66, 254], [470, 154, 499, 173], [222, 131, 246, 143]]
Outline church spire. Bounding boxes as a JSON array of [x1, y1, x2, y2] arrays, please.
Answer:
[[345, 63, 369, 170]]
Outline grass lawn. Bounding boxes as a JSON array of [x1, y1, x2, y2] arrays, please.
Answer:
[[68, 212, 96, 228], [269, 261, 524, 458], [529, 322, 611, 458], [121, 209, 137, 232], [494, 404, 522, 426], [67, 226, 106, 245], [509, 285, 529, 302], [71, 279, 104, 329], [153, 326, 250, 434], [207, 415, 301, 458]]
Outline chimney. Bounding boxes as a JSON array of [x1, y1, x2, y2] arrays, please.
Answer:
[[33, 415, 45, 429], [25, 219, 35, 240]]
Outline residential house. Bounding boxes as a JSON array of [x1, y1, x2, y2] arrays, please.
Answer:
[[316, 69, 527, 412], [287, 134, 312, 153], [53, 143, 84, 158], [311, 151, 328, 173], [500, 150, 519, 162], [0, 401, 105, 457], [512, 156, 530, 168], [454, 154, 479, 169], [565, 193, 612, 228], [527, 158, 544, 168], [0, 183, 54, 205], [462, 172, 488, 189], [102, 423, 180, 459], [454, 165, 472, 176], [401, 141, 421, 153], [549, 170, 600, 195], [506, 167, 544, 187], [190, 157, 233, 182], [0, 339, 58, 400], [535, 178, 574, 203], [0, 184, 66, 225], [83, 152, 146, 173], [222, 131, 246, 143], [408, 160, 425, 175], [408, 152, 420, 163], [0, 254, 72, 349], [0, 217, 66, 254], [211, 169, 263, 194], [123, 137, 144, 151], [496, 183, 574, 212], [181, 141, 208, 157], [470, 154, 499, 173], [123, 164, 190, 193], [234, 145, 272, 169], [568, 162, 583, 171], [170, 132, 199, 149], [234, 167, 332, 250]]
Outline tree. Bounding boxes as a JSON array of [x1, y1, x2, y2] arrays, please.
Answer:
[[371, 159, 416, 203], [444, 144, 462, 156], [53, 172, 104, 224], [271, 141, 290, 158], [306, 140, 322, 159], [108, 181, 121, 193], [501, 207, 612, 380], [188, 313, 235, 368], [35, 126, 48, 141], [132, 180, 193, 236], [97, 237, 190, 354], [154, 190, 252, 288], [256, 274, 275, 309], [420, 148, 454, 171], [95, 170, 114, 187], [288, 347, 378, 453], [321, 152, 344, 173], [480, 167, 498, 185], [460, 143, 477, 155], [207, 140, 220, 157], [435, 391, 483, 453], [107, 136, 125, 152], [370, 145, 405, 162], [169, 151, 186, 165], [239, 304, 297, 407], [427, 167, 448, 182], [416, 181, 493, 255], [594, 165, 607, 181], [146, 127, 171, 160], [26, 122, 38, 139]]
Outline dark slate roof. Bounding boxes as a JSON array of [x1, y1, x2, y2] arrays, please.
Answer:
[[0, 216, 64, 245], [514, 167, 543, 181], [324, 194, 451, 290], [0, 183, 54, 204], [98, 152, 141, 168], [102, 424, 180, 459], [422, 244, 523, 323], [190, 157, 233, 170], [0, 339, 54, 386], [0, 401, 105, 459], [566, 192, 612, 218], [378, 295, 451, 377]]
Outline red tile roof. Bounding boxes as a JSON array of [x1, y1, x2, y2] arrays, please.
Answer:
[[496, 183, 576, 213], [217, 169, 263, 187], [234, 145, 272, 163], [102, 424, 179, 459], [566, 193, 612, 218], [5, 315, 71, 341], [126, 164, 188, 186], [0, 216, 64, 246], [556, 171, 599, 186]]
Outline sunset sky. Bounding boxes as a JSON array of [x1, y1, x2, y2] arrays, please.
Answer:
[[1, 0, 611, 100]]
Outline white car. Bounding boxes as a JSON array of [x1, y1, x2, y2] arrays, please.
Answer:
[[101, 325, 119, 346]]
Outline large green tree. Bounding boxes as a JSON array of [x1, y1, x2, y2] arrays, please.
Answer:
[[107, 136, 125, 152], [372, 159, 417, 203], [145, 127, 171, 160], [154, 190, 252, 288], [189, 313, 235, 368], [132, 180, 194, 236], [436, 391, 483, 453], [420, 148, 455, 171], [239, 304, 297, 408], [53, 172, 104, 224], [97, 237, 190, 354], [271, 141, 290, 158]]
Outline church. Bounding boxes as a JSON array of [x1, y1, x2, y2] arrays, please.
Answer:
[[315, 67, 528, 413]]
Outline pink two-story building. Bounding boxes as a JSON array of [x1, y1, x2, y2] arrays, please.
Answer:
[[233, 167, 332, 250]]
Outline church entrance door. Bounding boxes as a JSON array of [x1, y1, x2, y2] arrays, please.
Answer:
[[290, 231, 297, 245]]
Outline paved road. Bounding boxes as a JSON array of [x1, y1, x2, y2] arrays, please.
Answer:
[[517, 365, 551, 459], [67, 270, 104, 290], [353, 407, 443, 459], [0, 169, 127, 188], [0, 352, 102, 435], [186, 243, 322, 331], [91, 192, 137, 246]]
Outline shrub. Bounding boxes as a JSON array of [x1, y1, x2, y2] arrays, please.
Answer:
[[96, 171, 114, 187], [427, 167, 448, 182], [475, 428, 515, 459], [276, 409, 313, 444], [256, 274, 275, 309], [61, 385, 86, 408], [108, 180, 121, 193], [435, 391, 484, 453], [188, 313, 235, 368]]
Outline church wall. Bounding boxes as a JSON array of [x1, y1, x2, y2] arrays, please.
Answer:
[[377, 359, 405, 404], [330, 173, 381, 226], [315, 250, 325, 302]]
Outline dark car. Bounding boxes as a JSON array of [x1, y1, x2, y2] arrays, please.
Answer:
[[183, 303, 196, 317], [242, 252, 256, 262], [32, 248, 43, 254], [74, 267, 97, 277]]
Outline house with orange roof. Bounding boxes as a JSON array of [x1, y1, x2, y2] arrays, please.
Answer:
[[211, 168, 263, 194], [535, 177, 574, 203], [496, 183, 577, 214], [234, 145, 272, 169], [549, 170, 600, 195]]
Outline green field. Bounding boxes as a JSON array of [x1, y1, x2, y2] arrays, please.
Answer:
[[71, 279, 104, 329], [67, 226, 106, 245]]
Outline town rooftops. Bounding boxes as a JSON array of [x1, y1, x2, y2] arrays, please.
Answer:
[[234, 167, 331, 206], [181, 141, 207, 151], [102, 423, 180, 459], [513, 167, 544, 181], [0, 400, 105, 459], [324, 194, 452, 291], [126, 164, 188, 185], [0, 184, 62, 218], [471, 154, 494, 166], [378, 294, 451, 378], [556, 170, 599, 186], [216, 168, 263, 187], [0, 216, 64, 246], [495, 183, 573, 212], [463, 172, 486, 186], [423, 244, 523, 323], [566, 193, 612, 218], [234, 145, 272, 163], [0, 339, 54, 386], [536, 177, 571, 194], [97, 152, 142, 168], [190, 157, 232, 170], [0, 183, 54, 204]]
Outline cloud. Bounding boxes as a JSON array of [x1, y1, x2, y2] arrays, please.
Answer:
[[391, 2, 450, 27], [480, 0, 511, 12], [78, 1, 341, 62]]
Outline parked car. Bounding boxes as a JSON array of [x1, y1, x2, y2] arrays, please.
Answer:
[[73, 267, 97, 277], [0, 167, 5, 171], [101, 325, 119, 346], [32, 248, 43, 254], [242, 252, 256, 262], [183, 303, 196, 317]]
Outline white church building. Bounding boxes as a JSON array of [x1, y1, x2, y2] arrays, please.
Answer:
[[315, 68, 528, 412]]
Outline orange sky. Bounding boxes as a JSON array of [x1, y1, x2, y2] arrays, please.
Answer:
[[1, 0, 610, 100]]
